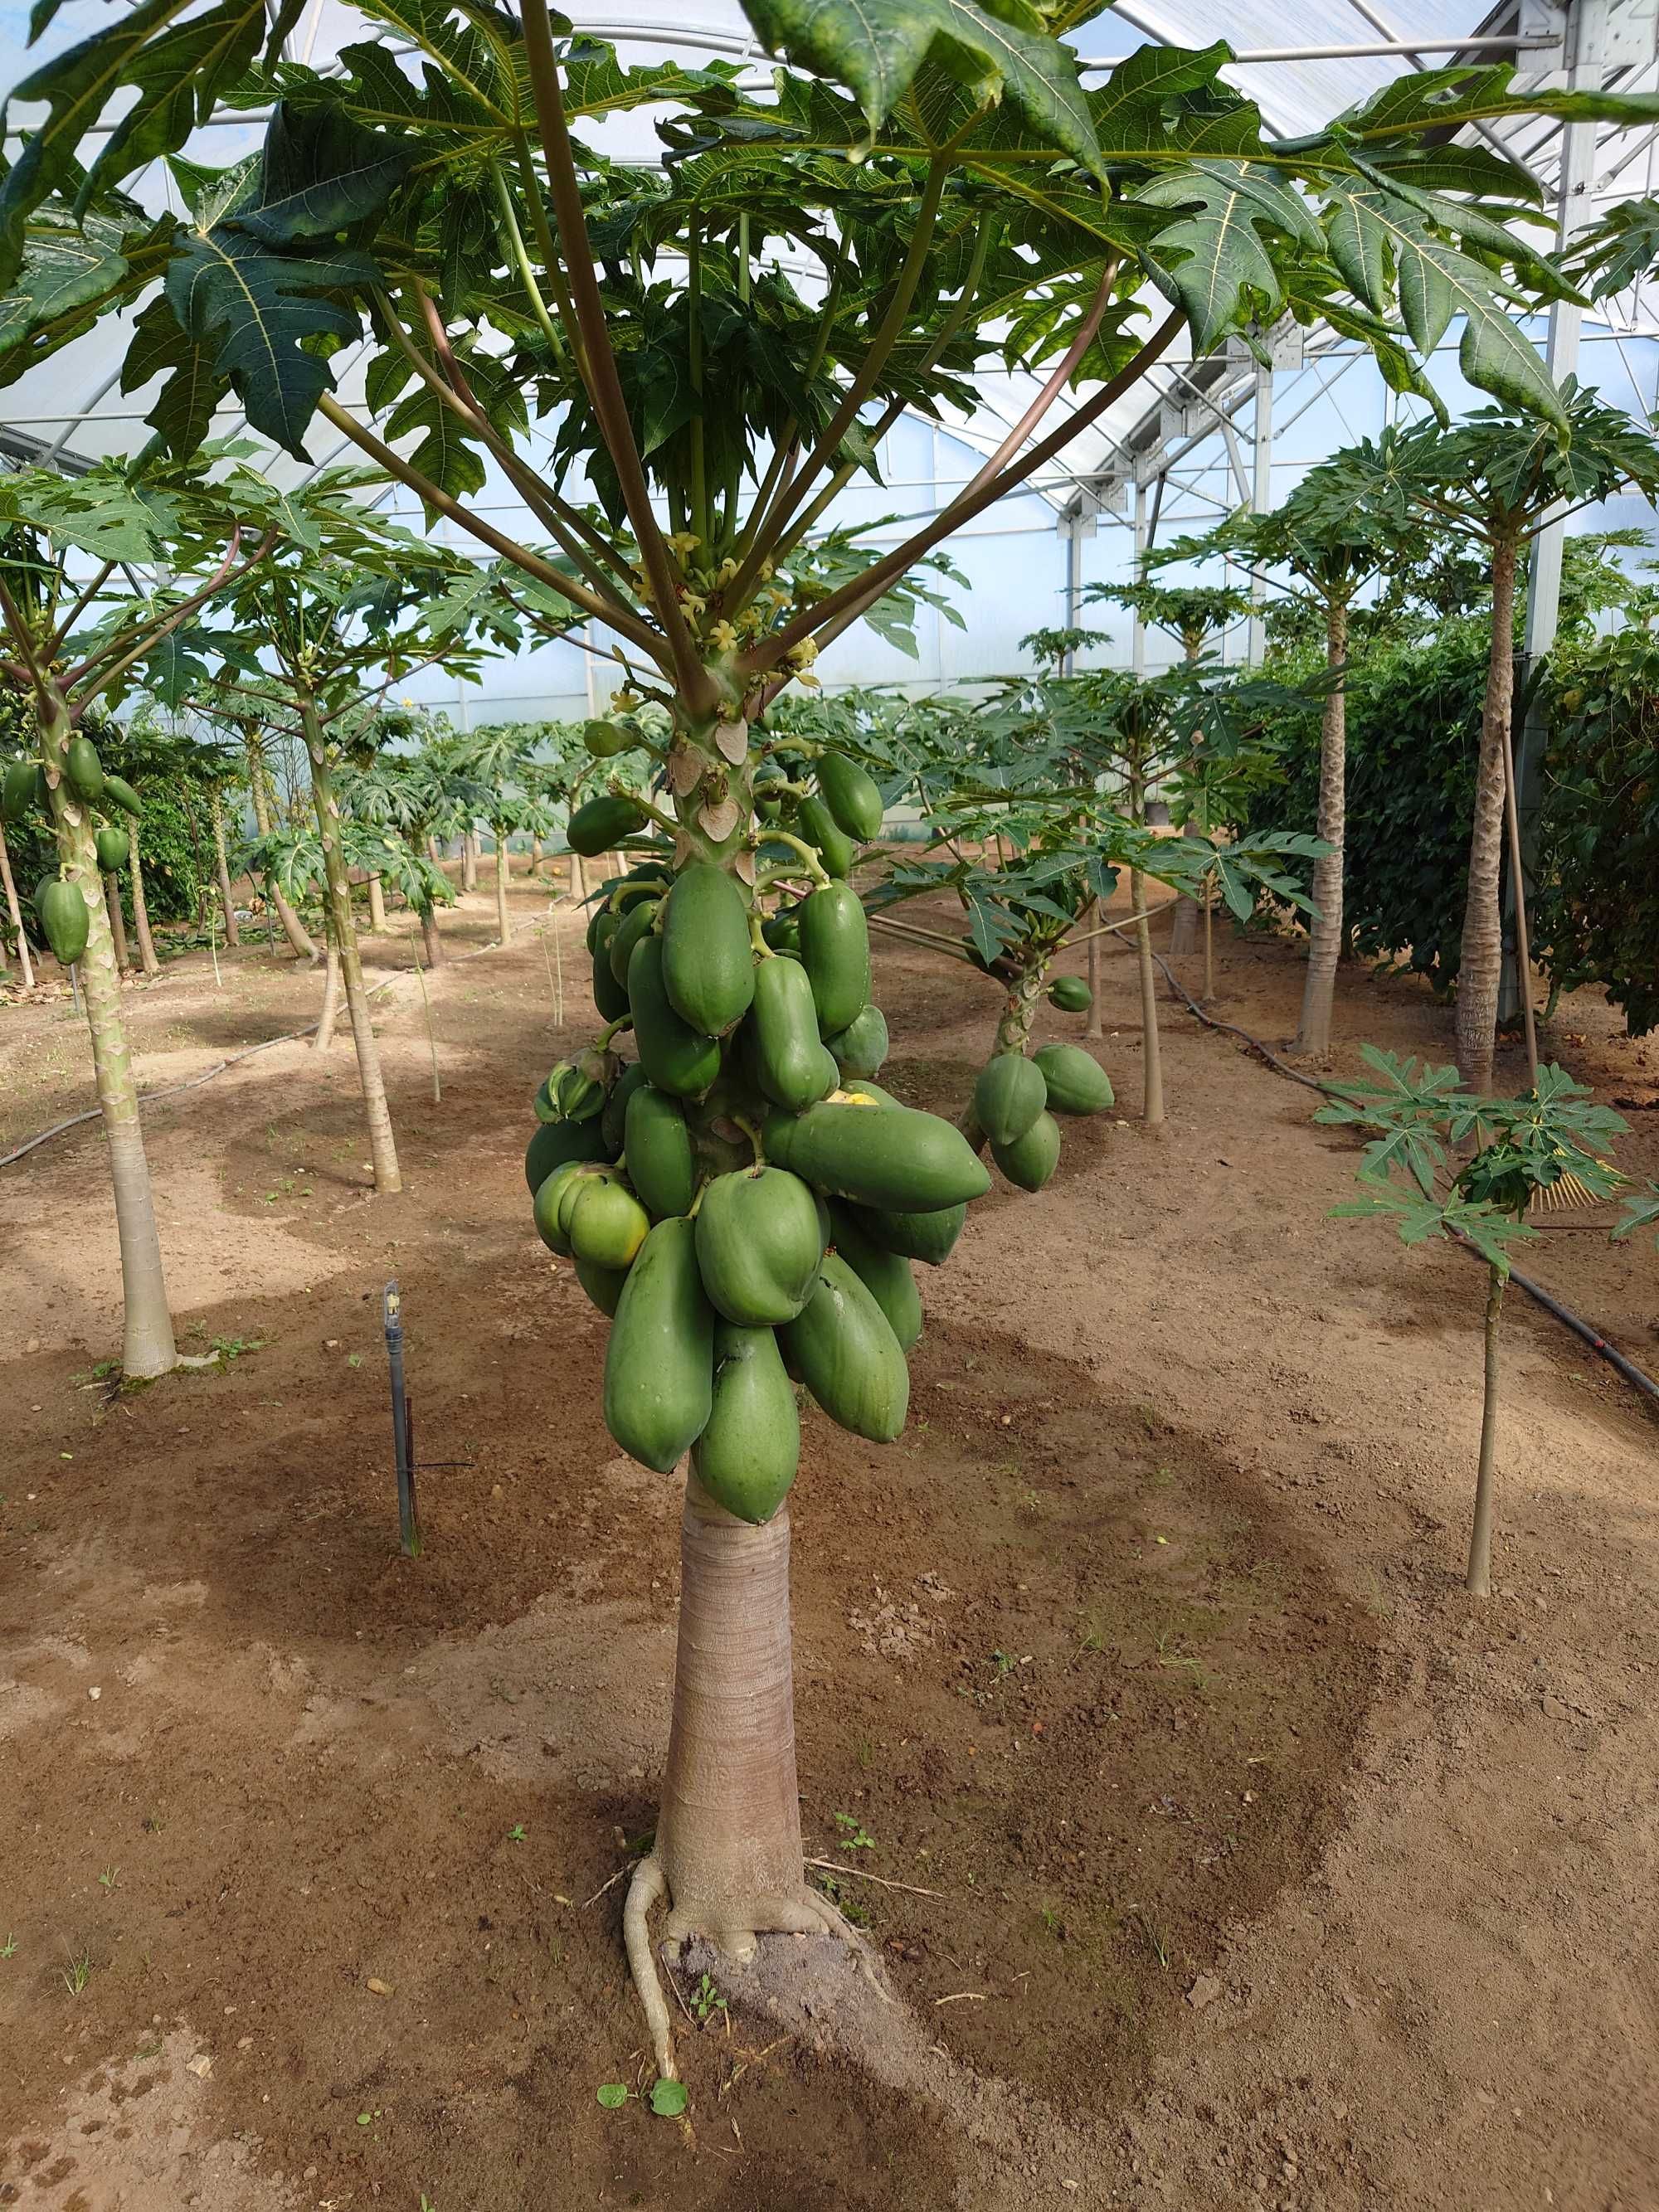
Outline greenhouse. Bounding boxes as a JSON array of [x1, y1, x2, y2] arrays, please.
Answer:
[[1, 0, 1657, 2203]]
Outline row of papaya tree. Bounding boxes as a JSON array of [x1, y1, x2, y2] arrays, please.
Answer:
[[5, 0, 1659, 2091]]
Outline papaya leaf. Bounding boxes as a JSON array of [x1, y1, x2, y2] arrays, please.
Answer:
[[0, 207, 129, 363], [1133, 160, 1321, 350]]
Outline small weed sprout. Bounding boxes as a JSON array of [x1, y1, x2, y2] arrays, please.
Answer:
[[834, 1812, 874, 1852]]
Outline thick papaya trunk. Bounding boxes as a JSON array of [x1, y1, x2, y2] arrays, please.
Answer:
[[367, 873, 387, 932], [1456, 537, 1518, 1094], [1292, 596, 1349, 1057], [105, 875, 132, 975], [247, 743, 316, 963], [129, 825, 161, 978], [42, 696, 177, 1378], [655, 1477, 807, 1941], [303, 700, 401, 1193], [494, 834, 512, 945], [1, 824, 37, 989], [209, 790, 240, 949]]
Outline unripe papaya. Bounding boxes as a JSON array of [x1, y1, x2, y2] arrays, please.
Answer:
[[568, 793, 647, 855], [625, 1082, 698, 1217], [608, 894, 659, 987], [66, 736, 105, 802], [817, 753, 883, 843], [766, 1097, 989, 1213], [826, 1003, 888, 1079], [1048, 975, 1092, 1013], [694, 1164, 824, 1325], [826, 1203, 922, 1353], [604, 1217, 714, 1472], [661, 863, 754, 1035], [35, 877, 88, 965], [627, 936, 721, 1097], [847, 1198, 966, 1266], [750, 952, 831, 1111], [102, 773, 141, 818], [761, 905, 800, 953], [797, 881, 869, 1036], [973, 1054, 1046, 1147], [601, 1059, 649, 1152], [583, 717, 631, 759], [1, 759, 36, 821], [780, 1253, 909, 1442], [796, 793, 854, 879], [691, 1321, 800, 1524], [569, 1177, 651, 1269], [590, 910, 630, 1021], [575, 1255, 630, 1316], [992, 1111, 1061, 1192], [94, 826, 129, 873], [1034, 1043, 1114, 1116], [533, 1159, 591, 1255], [525, 1113, 611, 1195]]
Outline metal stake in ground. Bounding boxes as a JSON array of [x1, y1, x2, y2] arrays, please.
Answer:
[[383, 1280, 421, 1558]]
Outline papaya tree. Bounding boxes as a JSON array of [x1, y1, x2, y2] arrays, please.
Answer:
[[14, 0, 1659, 2083], [0, 462, 273, 1378], [1347, 386, 1659, 1091], [1152, 450, 1410, 1053], [341, 740, 476, 968]]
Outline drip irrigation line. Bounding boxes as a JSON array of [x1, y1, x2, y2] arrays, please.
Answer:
[[0, 906, 574, 1171], [1153, 950, 1659, 1410]]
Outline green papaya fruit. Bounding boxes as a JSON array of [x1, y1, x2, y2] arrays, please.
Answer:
[[590, 909, 630, 1020], [762, 912, 800, 954], [604, 1217, 715, 1472], [607, 894, 660, 988], [533, 1159, 592, 1255], [691, 1321, 800, 1524], [750, 953, 832, 1111], [846, 1199, 966, 1266], [992, 1111, 1062, 1192], [1, 759, 36, 821], [557, 1162, 615, 1243], [826, 1203, 922, 1353], [624, 1082, 698, 1218], [972, 1054, 1046, 1147], [575, 1255, 630, 1316], [533, 1073, 559, 1125], [582, 717, 632, 759], [102, 773, 141, 819], [817, 754, 883, 843], [96, 823, 129, 874], [694, 1164, 824, 1325], [65, 736, 105, 802], [796, 793, 854, 879], [1034, 1042, 1114, 1116], [780, 1253, 909, 1443], [1048, 975, 1092, 1013], [627, 936, 722, 1097], [601, 1059, 649, 1153], [35, 877, 88, 965], [569, 1177, 651, 1269], [766, 1098, 990, 1213], [525, 1114, 611, 1194], [661, 863, 755, 1035], [568, 793, 647, 855], [753, 761, 786, 819], [826, 1004, 888, 1080], [797, 881, 869, 1037]]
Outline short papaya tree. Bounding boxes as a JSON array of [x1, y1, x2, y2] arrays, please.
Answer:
[[1319, 1049, 1625, 1594], [0, 462, 272, 1377], [17, 0, 1659, 2078]]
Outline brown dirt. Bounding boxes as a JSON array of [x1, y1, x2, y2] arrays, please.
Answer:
[[2, 869, 1656, 2211]]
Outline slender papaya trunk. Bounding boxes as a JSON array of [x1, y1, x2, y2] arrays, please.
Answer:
[[462, 832, 479, 892], [1292, 595, 1349, 1057], [209, 790, 240, 948], [315, 939, 342, 1051], [0, 824, 36, 989], [494, 832, 512, 945], [420, 901, 443, 968], [105, 875, 132, 975], [1085, 901, 1102, 1039], [1466, 1266, 1505, 1597], [41, 694, 177, 1378], [367, 873, 387, 932], [1127, 762, 1165, 1127], [247, 744, 317, 963], [1456, 536, 1518, 1094], [302, 698, 401, 1193], [129, 824, 161, 977], [1169, 636, 1205, 956]]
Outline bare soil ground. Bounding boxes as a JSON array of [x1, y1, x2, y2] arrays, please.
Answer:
[[1, 870, 1656, 2212]]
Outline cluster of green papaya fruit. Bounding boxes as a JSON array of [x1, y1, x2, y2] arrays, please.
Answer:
[[523, 807, 988, 1527], [2, 734, 140, 966], [973, 1039, 1114, 1192]]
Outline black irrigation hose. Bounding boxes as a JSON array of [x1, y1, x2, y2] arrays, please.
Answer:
[[1152, 948, 1659, 1410]]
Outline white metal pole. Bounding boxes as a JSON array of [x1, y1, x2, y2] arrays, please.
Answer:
[[1247, 358, 1273, 666]]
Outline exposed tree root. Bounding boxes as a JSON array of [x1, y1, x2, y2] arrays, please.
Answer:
[[625, 1853, 883, 2078]]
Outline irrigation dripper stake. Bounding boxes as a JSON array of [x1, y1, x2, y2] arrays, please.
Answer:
[[383, 1280, 421, 1558]]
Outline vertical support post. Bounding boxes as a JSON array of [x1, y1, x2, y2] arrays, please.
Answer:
[[1505, 0, 1608, 1020], [384, 1280, 421, 1558], [1131, 479, 1148, 678], [1247, 357, 1274, 667]]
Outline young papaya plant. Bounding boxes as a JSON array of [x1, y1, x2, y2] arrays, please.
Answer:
[[1319, 1050, 1626, 1593], [0, 460, 275, 1378], [13, 0, 1659, 2078]]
